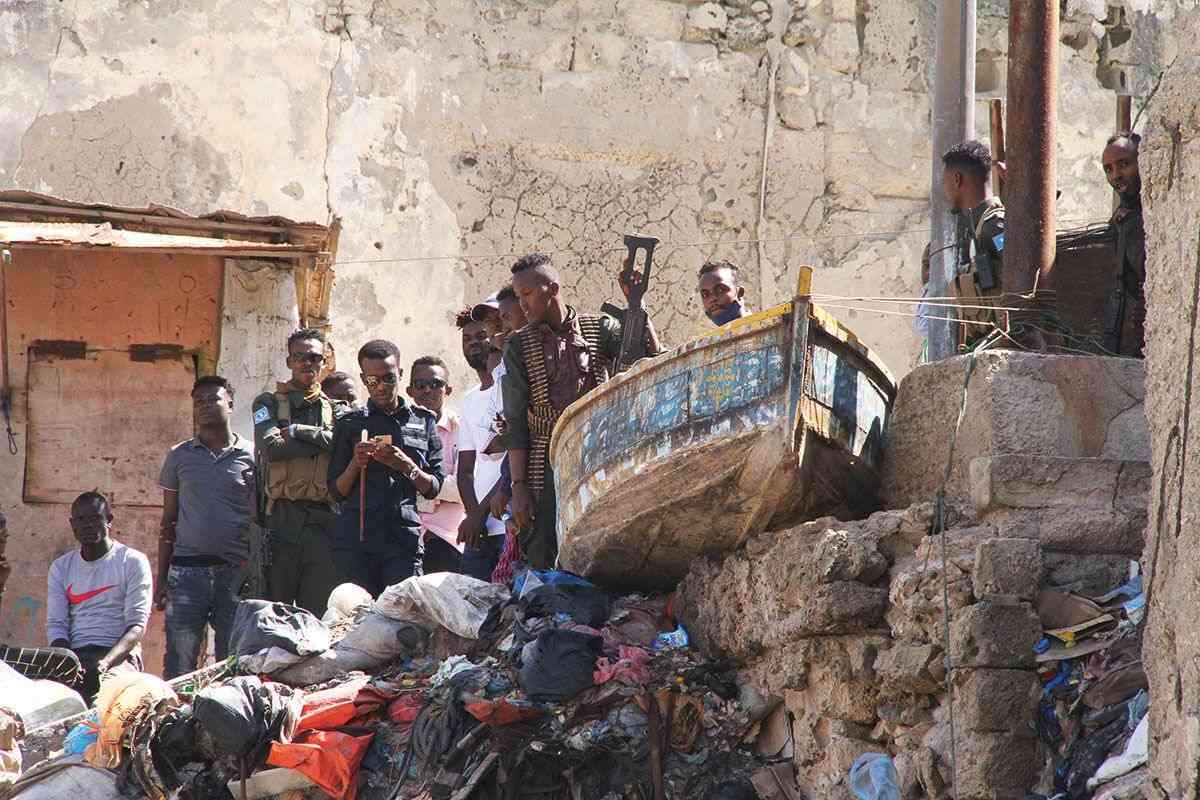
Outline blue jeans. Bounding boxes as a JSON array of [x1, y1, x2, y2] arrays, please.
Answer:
[[163, 563, 246, 679]]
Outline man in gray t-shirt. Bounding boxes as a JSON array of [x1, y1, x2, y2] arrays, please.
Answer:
[[156, 375, 254, 679], [47, 492, 151, 702]]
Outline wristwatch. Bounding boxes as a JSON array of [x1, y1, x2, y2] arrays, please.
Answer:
[[405, 464, 420, 480]]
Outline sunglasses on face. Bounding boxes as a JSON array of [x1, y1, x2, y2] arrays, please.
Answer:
[[362, 374, 399, 388], [291, 353, 326, 365], [411, 378, 447, 390]]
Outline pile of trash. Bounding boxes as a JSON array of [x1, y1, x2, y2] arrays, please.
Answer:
[[1029, 565, 1149, 800], [1, 571, 799, 800]]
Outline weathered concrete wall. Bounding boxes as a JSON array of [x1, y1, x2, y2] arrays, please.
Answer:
[[1138, 13, 1200, 798], [0, 0, 1184, 393]]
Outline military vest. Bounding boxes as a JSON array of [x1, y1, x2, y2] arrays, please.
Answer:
[[518, 314, 608, 495], [952, 198, 1006, 330], [266, 392, 334, 507]]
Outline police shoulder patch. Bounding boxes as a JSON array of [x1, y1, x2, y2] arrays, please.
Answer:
[[253, 406, 271, 425], [992, 232, 1005, 252]]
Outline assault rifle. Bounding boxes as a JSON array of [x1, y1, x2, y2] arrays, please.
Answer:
[[601, 233, 659, 373]]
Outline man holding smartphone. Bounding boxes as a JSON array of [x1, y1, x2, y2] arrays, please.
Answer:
[[327, 339, 444, 595]]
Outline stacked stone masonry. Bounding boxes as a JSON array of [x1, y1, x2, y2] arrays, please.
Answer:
[[680, 352, 1151, 798]]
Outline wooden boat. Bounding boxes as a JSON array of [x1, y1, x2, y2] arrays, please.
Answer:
[[550, 268, 897, 589]]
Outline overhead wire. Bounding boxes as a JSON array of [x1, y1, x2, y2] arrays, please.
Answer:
[[331, 227, 939, 266], [813, 303, 998, 327], [333, 214, 1108, 268]]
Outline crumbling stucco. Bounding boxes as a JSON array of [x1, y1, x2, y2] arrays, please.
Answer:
[[1138, 11, 1200, 798]]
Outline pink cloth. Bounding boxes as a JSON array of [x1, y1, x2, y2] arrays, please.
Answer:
[[490, 523, 521, 584], [420, 410, 466, 551], [593, 646, 652, 686]]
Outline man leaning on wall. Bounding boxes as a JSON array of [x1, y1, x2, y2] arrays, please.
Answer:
[[1101, 131, 1146, 357]]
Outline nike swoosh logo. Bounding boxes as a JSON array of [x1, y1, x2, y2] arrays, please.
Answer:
[[66, 583, 116, 605]]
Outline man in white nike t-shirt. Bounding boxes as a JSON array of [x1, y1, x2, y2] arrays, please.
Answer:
[[46, 492, 152, 702]]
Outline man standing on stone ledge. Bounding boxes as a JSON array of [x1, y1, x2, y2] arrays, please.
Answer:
[[1101, 131, 1146, 358], [942, 140, 1006, 350]]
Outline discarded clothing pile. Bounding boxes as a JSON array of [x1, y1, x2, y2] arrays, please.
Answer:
[[6, 570, 790, 800], [1031, 565, 1149, 800]]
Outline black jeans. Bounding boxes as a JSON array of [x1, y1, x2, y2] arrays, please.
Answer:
[[461, 534, 502, 581], [519, 470, 559, 570], [333, 510, 423, 596]]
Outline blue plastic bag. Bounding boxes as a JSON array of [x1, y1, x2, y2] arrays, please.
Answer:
[[63, 711, 99, 755], [848, 753, 900, 800], [651, 624, 689, 651], [513, 570, 593, 599]]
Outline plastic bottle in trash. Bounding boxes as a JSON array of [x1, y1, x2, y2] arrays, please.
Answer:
[[652, 624, 690, 651]]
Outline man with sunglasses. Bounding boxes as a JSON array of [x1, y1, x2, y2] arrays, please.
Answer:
[[406, 356, 465, 573], [327, 340, 444, 595], [252, 328, 345, 616]]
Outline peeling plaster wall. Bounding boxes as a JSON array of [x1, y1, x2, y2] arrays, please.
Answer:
[[0, 0, 1186, 388], [1138, 12, 1200, 798], [0, 0, 1186, 658]]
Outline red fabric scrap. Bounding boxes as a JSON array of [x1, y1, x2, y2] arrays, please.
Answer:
[[267, 729, 375, 800], [295, 676, 389, 732], [491, 523, 522, 584], [593, 645, 652, 686], [465, 698, 545, 726], [387, 692, 425, 725]]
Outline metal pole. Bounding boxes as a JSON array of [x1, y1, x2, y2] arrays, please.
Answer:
[[1004, 0, 1058, 324], [989, 99, 1006, 199], [927, 0, 977, 361]]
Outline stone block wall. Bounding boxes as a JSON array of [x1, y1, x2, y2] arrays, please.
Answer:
[[881, 351, 1149, 508], [679, 468, 1146, 797]]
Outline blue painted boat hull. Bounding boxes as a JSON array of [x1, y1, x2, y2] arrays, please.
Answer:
[[550, 297, 896, 590]]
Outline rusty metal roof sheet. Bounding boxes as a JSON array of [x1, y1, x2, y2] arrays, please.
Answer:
[[0, 220, 312, 256], [0, 190, 337, 253]]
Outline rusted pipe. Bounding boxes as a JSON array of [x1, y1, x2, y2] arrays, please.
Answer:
[[989, 99, 1006, 200], [1004, 0, 1059, 307], [1116, 94, 1132, 133]]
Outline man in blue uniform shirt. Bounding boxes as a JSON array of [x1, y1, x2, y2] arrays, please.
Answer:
[[327, 339, 444, 595]]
